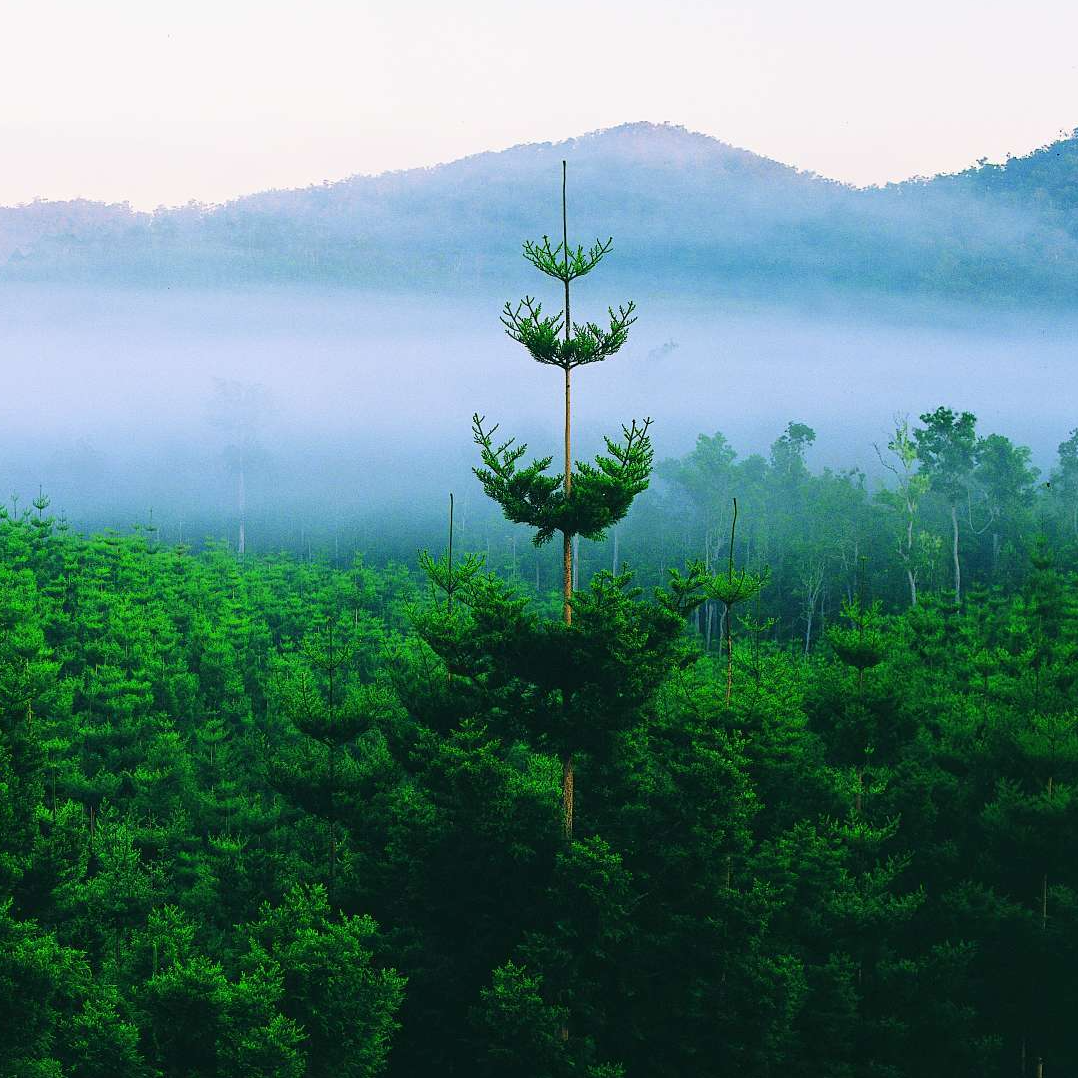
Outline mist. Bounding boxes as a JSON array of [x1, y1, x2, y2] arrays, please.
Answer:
[[2, 278, 1073, 554]]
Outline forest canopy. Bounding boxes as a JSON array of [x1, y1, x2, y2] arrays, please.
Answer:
[[1, 397, 1077, 1076]]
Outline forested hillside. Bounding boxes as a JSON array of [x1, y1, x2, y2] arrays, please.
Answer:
[[5, 122, 1078, 302]]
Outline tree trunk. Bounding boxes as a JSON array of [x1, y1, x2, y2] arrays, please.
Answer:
[[560, 163, 574, 844], [562, 373, 572, 625], [561, 752, 574, 840], [951, 501, 961, 603], [906, 512, 918, 607], [237, 467, 247, 557]]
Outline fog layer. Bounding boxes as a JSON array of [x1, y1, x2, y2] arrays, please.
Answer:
[[2, 282, 1073, 545]]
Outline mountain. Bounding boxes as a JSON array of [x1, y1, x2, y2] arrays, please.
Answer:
[[3, 121, 1078, 303]]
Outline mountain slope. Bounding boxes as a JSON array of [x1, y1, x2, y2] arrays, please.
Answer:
[[3, 121, 1077, 302]]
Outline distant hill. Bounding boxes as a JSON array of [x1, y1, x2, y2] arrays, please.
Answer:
[[3, 121, 1078, 302]]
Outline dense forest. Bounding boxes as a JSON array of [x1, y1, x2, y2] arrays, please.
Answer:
[[3, 405, 1078, 1077], [5, 166, 1078, 1078]]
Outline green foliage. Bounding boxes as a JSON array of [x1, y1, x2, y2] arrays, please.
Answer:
[[2, 500, 1078, 1075], [501, 296, 636, 371], [914, 406, 978, 504], [472, 414, 654, 546]]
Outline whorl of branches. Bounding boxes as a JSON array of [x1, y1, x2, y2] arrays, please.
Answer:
[[471, 414, 654, 546], [501, 297, 636, 370], [520, 234, 613, 282]]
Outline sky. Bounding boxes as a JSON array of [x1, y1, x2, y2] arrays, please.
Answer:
[[2, 0, 1077, 209]]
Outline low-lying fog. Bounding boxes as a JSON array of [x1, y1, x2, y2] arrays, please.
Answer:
[[2, 283, 1074, 547]]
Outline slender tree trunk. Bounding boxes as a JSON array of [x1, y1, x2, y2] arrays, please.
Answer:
[[560, 160, 574, 842], [723, 500, 740, 706], [237, 467, 246, 557], [563, 379, 572, 626], [906, 511, 918, 607], [561, 753, 574, 840], [447, 493, 455, 614], [951, 501, 961, 603], [328, 635, 337, 901]]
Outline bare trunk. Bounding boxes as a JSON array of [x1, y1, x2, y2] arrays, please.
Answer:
[[563, 531, 572, 624], [237, 468, 246, 557], [328, 641, 337, 900], [951, 501, 961, 604], [561, 162, 574, 848], [562, 366, 572, 625], [561, 752, 574, 840], [446, 493, 455, 611], [905, 512, 918, 607]]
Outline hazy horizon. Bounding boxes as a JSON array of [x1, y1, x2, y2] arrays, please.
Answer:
[[5, 116, 1077, 213], [4, 0, 1078, 208]]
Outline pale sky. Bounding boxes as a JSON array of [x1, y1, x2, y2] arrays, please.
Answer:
[[3, 0, 1077, 209]]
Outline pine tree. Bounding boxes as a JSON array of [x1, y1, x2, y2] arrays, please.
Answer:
[[475, 162, 648, 838]]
